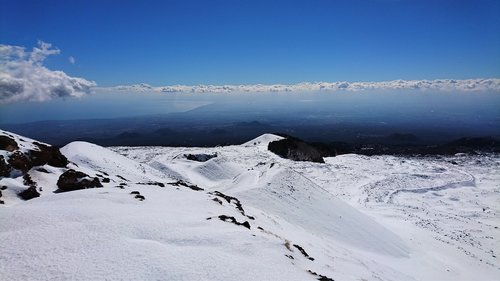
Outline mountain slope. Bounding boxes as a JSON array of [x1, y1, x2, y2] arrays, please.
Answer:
[[1, 130, 498, 281], [113, 134, 499, 281], [0, 131, 337, 280]]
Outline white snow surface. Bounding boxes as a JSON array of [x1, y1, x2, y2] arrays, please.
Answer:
[[242, 133, 284, 147], [1, 131, 499, 281]]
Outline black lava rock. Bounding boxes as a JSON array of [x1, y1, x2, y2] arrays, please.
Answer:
[[57, 169, 103, 192], [18, 186, 40, 200], [0, 135, 19, 152]]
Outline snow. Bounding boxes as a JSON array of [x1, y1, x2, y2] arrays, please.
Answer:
[[0, 188, 312, 281], [1, 131, 499, 281], [61, 141, 169, 182], [0, 129, 49, 153], [241, 133, 284, 147], [109, 138, 500, 280]]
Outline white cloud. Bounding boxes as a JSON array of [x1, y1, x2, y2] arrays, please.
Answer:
[[108, 78, 500, 94], [68, 56, 75, 65], [0, 41, 96, 104]]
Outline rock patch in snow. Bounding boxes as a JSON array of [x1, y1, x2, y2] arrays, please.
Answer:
[[184, 153, 218, 162], [56, 169, 103, 192]]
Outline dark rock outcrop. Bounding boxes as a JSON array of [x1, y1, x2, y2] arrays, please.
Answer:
[[268, 137, 331, 163], [1, 140, 67, 176], [293, 244, 315, 261], [18, 186, 40, 200], [7, 151, 31, 172], [30, 142, 68, 168], [184, 153, 217, 162], [0, 135, 19, 152], [217, 215, 251, 229], [307, 270, 335, 281], [137, 181, 165, 187], [168, 180, 204, 191], [56, 169, 102, 192], [0, 156, 10, 177], [23, 174, 36, 187]]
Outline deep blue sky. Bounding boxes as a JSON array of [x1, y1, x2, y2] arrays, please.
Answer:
[[1, 0, 500, 86]]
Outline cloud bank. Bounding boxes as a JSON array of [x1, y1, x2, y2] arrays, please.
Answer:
[[0, 41, 96, 104], [110, 78, 500, 94]]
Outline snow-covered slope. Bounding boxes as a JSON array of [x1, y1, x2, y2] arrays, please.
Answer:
[[111, 136, 500, 281], [242, 133, 284, 147], [1, 130, 499, 281], [216, 163, 409, 256], [61, 141, 169, 182]]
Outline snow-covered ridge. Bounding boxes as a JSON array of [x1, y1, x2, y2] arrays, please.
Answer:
[[111, 138, 500, 280], [106, 78, 500, 93], [1, 130, 499, 281], [242, 133, 284, 147]]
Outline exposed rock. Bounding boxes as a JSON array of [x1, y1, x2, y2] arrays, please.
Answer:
[[293, 244, 315, 261], [307, 270, 334, 281], [268, 137, 328, 163], [7, 151, 31, 172], [217, 215, 251, 229], [168, 180, 204, 191], [56, 169, 103, 192], [99, 170, 109, 176], [23, 174, 36, 187], [18, 186, 40, 200], [212, 197, 223, 205], [135, 194, 145, 201], [137, 181, 165, 187], [184, 153, 217, 162], [0, 156, 11, 177], [30, 142, 68, 168], [116, 175, 128, 181], [2, 141, 67, 176], [0, 135, 19, 152]]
